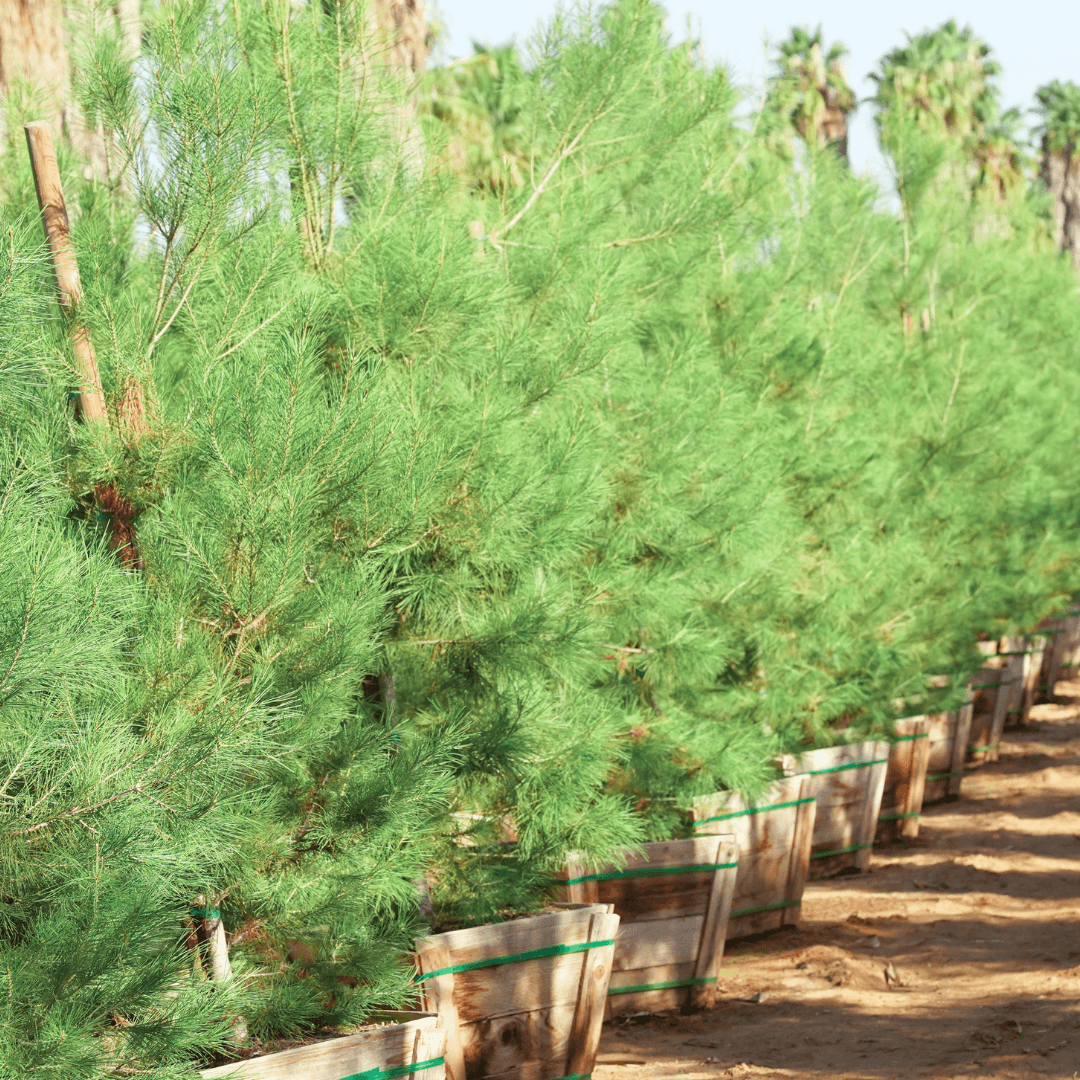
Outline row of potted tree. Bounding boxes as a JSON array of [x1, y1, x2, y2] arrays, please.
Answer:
[[4, 2, 1080, 1076]]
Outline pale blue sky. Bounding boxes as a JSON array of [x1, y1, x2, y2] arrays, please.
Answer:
[[431, 0, 1080, 195]]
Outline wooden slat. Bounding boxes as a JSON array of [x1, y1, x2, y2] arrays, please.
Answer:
[[691, 836, 738, 1008], [611, 915, 704, 971], [607, 960, 695, 994], [199, 1013, 445, 1080], [950, 703, 973, 796], [1021, 640, 1045, 724], [441, 949, 609, 1021], [565, 909, 619, 1076], [416, 908, 602, 968], [414, 942, 465, 1080], [603, 985, 689, 1016]]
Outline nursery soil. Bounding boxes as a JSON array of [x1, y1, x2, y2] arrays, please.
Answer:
[[595, 680, 1080, 1080]]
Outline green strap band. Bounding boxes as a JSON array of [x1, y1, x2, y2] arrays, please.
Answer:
[[345, 1057, 446, 1080], [694, 796, 814, 827], [972, 679, 1009, 689], [190, 907, 221, 920], [810, 843, 872, 860], [877, 811, 920, 822], [891, 732, 930, 743], [968, 744, 998, 754], [564, 862, 738, 885], [925, 770, 963, 781], [795, 758, 889, 778], [999, 649, 1041, 656], [731, 898, 801, 919], [608, 976, 716, 996], [415, 939, 614, 982]]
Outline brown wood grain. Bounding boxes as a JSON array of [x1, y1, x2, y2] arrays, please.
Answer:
[[693, 777, 817, 940], [415, 906, 617, 1080], [782, 742, 889, 877], [876, 717, 932, 844], [559, 836, 738, 1017], [199, 1012, 445, 1080]]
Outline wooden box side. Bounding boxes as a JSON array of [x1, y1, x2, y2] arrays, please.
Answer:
[[877, 718, 931, 843], [782, 741, 890, 876], [692, 778, 816, 939], [414, 908, 618, 1080]]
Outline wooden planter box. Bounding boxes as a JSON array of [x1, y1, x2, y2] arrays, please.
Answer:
[[781, 741, 889, 879], [922, 705, 973, 805], [875, 718, 931, 843], [559, 835, 739, 1016], [413, 905, 619, 1080], [998, 636, 1045, 728], [691, 776, 816, 940], [199, 1011, 446, 1080], [967, 662, 1010, 765]]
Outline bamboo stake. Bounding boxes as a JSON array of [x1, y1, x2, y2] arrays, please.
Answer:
[[24, 121, 109, 427]]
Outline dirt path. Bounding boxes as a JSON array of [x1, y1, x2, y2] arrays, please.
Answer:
[[595, 683, 1080, 1079]]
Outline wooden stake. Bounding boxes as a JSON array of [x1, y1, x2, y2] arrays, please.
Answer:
[[194, 895, 249, 1045], [24, 121, 109, 427]]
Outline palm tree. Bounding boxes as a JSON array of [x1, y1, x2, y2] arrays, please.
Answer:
[[872, 21, 1022, 206], [871, 20, 999, 139], [1034, 81, 1080, 269], [770, 27, 855, 161]]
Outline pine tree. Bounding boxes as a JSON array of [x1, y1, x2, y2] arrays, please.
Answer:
[[2, 2, 456, 1070]]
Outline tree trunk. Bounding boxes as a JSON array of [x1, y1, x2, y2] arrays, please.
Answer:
[[0, 0, 139, 181], [367, 0, 428, 179], [1042, 143, 1080, 273], [369, 0, 428, 75]]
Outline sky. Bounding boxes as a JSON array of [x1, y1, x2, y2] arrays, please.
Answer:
[[431, 0, 1080, 196]]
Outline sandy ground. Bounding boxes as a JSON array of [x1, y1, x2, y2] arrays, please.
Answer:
[[594, 682, 1080, 1080]]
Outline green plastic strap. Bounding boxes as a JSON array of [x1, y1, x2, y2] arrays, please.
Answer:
[[415, 939, 615, 982], [190, 907, 221, 920], [731, 898, 801, 919], [564, 862, 738, 885], [877, 811, 920, 822], [891, 732, 930, 742], [608, 976, 716, 996], [694, 796, 814, 827], [810, 843, 872, 860], [969, 744, 998, 754], [925, 770, 963, 781], [972, 679, 1009, 688], [999, 649, 1040, 656], [345, 1057, 446, 1080], [799, 758, 888, 777]]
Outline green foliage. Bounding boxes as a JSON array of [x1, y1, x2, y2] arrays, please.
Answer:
[[1035, 80, 1080, 153], [3, 1, 1080, 1074], [420, 44, 532, 190], [872, 20, 1001, 139], [766, 26, 855, 154]]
